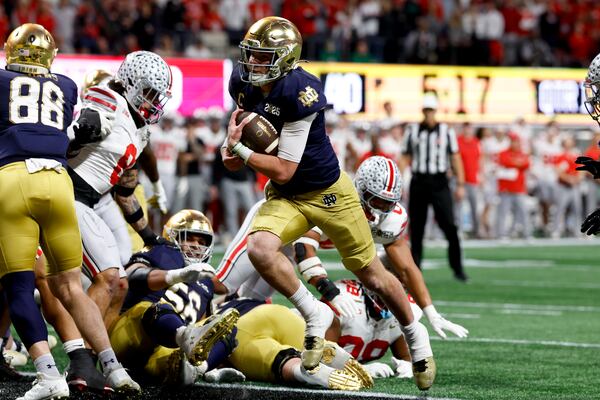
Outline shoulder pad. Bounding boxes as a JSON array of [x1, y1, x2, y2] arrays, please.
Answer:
[[279, 68, 327, 121], [373, 204, 408, 245], [127, 244, 185, 270]]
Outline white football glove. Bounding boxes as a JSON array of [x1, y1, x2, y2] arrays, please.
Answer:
[[364, 362, 395, 378], [148, 179, 168, 214], [423, 305, 469, 339], [204, 367, 246, 383], [165, 262, 216, 285], [329, 291, 360, 319], [390, 357, 413, 378]]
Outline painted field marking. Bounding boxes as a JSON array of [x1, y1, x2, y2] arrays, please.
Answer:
[[498, 309, 562, 316], [443, 313, 481, 319], [431, 336, 600, 349], [435, 300, 600, 313], [489, 279, 600, 290]]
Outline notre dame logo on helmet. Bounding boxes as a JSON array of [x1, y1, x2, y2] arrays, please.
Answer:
[[322, 193, 337, 207], [298, 86, 319, 107]]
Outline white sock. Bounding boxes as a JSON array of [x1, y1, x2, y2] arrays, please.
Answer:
[[175, 326, 187, 347], [292, 363, 331, 387], [400, 320, 433, 362], [98, 348, 120, 374], [34, 353, 61, 377], [63, 339, 85, 354], [288, 284, 319, 322]]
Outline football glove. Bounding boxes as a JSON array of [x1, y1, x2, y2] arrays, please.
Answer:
[[203, 368, 245, 383], [364, 362, 395, 379], [73, 108, 103, 144], [329, 291, 360, 319], [581, 208, 600, 235], [390, 357, 413, 378], [165, 262, 216, 286], [575, 156, 600, 179], [148, 179, 168, 214], [423, 305, 469, 339]]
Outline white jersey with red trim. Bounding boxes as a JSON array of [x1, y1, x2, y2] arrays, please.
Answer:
[[335, 279, 421, 363], [68, 85, 149, 195], [315, 203, 408, 248]]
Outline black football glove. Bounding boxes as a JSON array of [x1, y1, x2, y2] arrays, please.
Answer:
[[575, 156, 600, 179], [73, 109, 103, 144], [139, 226, 172, 247], [581, 208, 600, 235]]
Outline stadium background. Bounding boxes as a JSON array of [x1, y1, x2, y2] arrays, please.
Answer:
[[1, 0, 600, 399]]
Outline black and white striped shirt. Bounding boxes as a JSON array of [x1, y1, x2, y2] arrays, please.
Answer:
[[401, 122, 458, 174]]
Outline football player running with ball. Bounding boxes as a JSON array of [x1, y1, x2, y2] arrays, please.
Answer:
[[0, 24, 139, 399], [222, 17, 435, 390]]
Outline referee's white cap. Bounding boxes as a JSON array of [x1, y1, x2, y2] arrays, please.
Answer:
[[422, 93, 438, 110]]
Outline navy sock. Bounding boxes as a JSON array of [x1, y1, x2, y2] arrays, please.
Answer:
[[1, 272, 48, 349], [142, 303, 185, 348], [206, 327, 238, 370]]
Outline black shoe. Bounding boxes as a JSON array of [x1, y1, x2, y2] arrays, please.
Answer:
[[454, 272, 470, 283], [66, 348, 113, 394]]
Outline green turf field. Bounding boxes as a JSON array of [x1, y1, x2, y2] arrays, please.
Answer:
[[37, 242, 599, 400]]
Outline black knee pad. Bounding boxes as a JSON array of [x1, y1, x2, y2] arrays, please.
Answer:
[[271, 347, 301, 383]]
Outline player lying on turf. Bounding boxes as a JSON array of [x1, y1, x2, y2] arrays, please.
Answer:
[[109, 209, 241, 385], [216, 299, 372, 391]]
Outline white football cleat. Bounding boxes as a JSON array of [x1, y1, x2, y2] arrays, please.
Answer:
[[104, 365, 141, 394], [166, 349, 207, 386], [5, 349, 27, 367], [179, 308, 239, 366], [301, 302, 334, 370], [17, 372, 69, 400], [321, 341, 373, 389]]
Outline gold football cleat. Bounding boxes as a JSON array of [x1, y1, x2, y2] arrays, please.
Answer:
[[188, 308, 240, 366], [413, 356, 436, 390], [327, 368, 362, 391], [343, 359, 374, 389], [301, 336, 325, 370]]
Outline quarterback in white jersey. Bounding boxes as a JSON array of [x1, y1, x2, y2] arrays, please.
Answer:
[[67, 51, 173, 330]]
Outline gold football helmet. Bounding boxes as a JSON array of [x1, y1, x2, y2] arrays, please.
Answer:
[[239, 16, 302, 86], [163, 210, 214, 264], [82, 69, 112, 92], [4, 23, 57, 74]]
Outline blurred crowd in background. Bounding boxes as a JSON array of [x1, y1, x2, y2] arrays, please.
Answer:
[[144, 105, 600, 245], [2, 0, 600, 67]]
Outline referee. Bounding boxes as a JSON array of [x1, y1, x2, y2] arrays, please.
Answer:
[[400, 94, 469, 282]]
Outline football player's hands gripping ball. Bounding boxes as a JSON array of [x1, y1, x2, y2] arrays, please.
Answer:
[[330, 291, 360, 319], [364, 362, 395, 379], [148, 179, 168, 214], [165, 262, 216, 286], [581, 208, 600, 235], [423, 305, 469, 339], [575, 156, 600, 179]]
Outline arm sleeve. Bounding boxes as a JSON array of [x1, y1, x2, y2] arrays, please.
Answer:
[[276, 113, 317, 163]]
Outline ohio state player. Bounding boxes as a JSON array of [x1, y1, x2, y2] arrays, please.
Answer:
[[67, 51, 172, 332]]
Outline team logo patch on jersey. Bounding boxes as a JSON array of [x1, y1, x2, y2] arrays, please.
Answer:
[[298, 86, 319, 107], [322, 193, 337, 206]]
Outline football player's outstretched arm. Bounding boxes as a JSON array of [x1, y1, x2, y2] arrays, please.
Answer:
[[127, 262, 215, 292], [384, 237, 469, 339]]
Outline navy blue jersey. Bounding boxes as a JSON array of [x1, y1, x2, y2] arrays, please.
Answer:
[[0, 69, 78, 168], [216, 297, 266, 317], [229, 64, 340, 195], [123, 244, 214, 324]]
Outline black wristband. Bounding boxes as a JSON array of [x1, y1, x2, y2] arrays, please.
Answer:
[[113, 184, 136, 197], [138, 226, 157, 245], [315, 278, 340, 302], [124, 207, 144, 224]]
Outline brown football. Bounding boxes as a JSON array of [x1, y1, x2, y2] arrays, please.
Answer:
[[235, 111, 279, 155]]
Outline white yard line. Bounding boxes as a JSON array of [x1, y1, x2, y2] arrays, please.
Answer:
[[431, 336, 600, 349], [435, 300, 600, 313], [197, 383, 463, 400], [443, 313, 481, 319], [489, 279, 600, 290], [498, 309, 562, 316]]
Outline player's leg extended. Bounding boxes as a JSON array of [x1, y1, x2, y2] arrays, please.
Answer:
[[306, 172, 435, 390], [247, 189, 334, 369], [40, 170, 140, 394], [0, 165, 69, 399]]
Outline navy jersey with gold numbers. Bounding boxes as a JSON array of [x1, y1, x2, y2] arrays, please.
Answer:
[[0, 69, 78, 167], [229, 64, 340, 195], [123, 244, 213, 324]]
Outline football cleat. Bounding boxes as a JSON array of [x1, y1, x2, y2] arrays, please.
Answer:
[[66, 349, 113, 394], [17, 372, 69, 400], [327, 368, 362, 391], [4, 349, 27, 367], [320, 341, 373, 389], [180, 308, 239, 366], [343, 359, 374, 389], [301, 336, 325, 371], [302, 302, 334, 370], [165, 349, 207, 386], [412, 356, 436, 390], [104, 365, 141, 394], [0, 350, 22, 381]]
